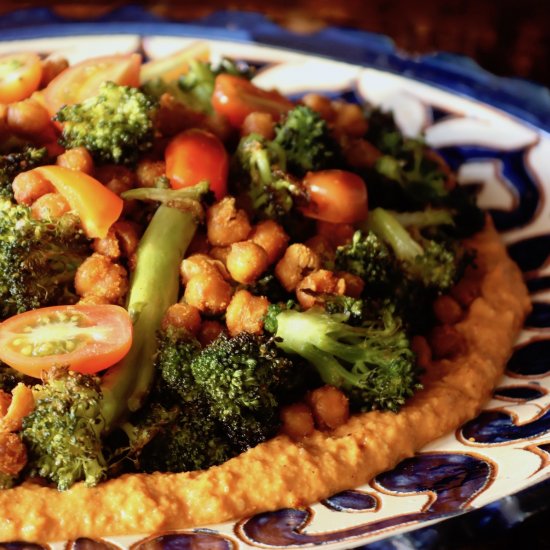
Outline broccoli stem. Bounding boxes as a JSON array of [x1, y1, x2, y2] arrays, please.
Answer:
[[367, 207, 423, 262], [100, 205, 198, 430]]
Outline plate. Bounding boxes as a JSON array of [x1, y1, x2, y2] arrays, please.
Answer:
[[0, 7, 549, 550]]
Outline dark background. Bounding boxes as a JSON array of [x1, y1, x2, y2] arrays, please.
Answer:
[[1, 0, 549, 87]]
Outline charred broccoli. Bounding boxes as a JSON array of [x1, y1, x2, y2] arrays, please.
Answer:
[[0, 200, 90, 320], [55, 82, 157, 165]]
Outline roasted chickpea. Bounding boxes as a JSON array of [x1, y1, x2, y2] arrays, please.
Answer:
[[180, 253, 229, 284], [12, 170, 54, 205], [225, 290, 269, 336], [275, 243, 321, 292], [0, 432, 27, 477], [342, 138, 382, 170], [161, 302, 202, 335], [95, 165, 135, 195], [301, 93, 335, 122], [296, 269, 345, 309], [56, 147, 94, 174], [206, 197, 251, 246], [249, 220, 289, 264], [306, 386, 350, 431], [30, 192, 70, 220], [183, 273, 233, 315], [7, 99, 52, 140], [316, 221, 355, 248], [74, 253, 129, 305], [226, 241, 269, 284], [136, 159, 166, 188], [280, 402, 315, 439], [241, 112, 275, 139], [332, 101, 368, 138], [0, 384, 34, 433], [198, 320, 225, 347]]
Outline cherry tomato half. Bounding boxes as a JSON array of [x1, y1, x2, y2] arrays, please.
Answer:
[[32, 165, 123, 239], [165, 129, 229, 200], [43, 53, 141, 116], [211, 74, 293, 128], [0, 305, 133, 377], [301, 169, 368, 224], [0, 52, 43, 104]]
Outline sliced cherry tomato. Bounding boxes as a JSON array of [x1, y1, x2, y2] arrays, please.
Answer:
[[165, 129, 228, 200], [301, 169, 368, 224], [211, 74, 293, 128], [0, 305, 133, 377], [32, 165, 123, 238], [0, 52, 43, 104], [43, 53, 141, 116]]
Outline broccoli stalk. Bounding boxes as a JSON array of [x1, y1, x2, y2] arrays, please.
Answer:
[[367, 207, 459, 292], [272, 306, 421, 412], [22, 185, 206, 490]]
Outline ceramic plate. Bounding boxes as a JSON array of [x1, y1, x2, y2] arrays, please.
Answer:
[[0, 8, 549, 550]]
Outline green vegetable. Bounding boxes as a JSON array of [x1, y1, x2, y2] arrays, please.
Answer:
[[0, 146, 48, 200]]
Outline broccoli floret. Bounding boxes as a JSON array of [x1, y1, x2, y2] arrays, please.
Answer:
[[138, 401, 233, 474], [335, 230, 396, 291], [21, 184, 207, 490], [0, 200, 90, 320], [0, 146, 48, 200], [367, 207, 460, 293], [22, 367, 106, 490], [190, 332, 298, 451], [273, 307, 421, 412], [233, 133, 300, 221], [273, 105, 338, 176], [55, 82, 157, 165]]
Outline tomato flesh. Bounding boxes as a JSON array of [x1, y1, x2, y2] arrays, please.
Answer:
[[212, 74, 293, 128], [301, 169, 368, 224], [165, 129, 229, 200], [0, 52, 43, 104], [0, 305, 133, 377], [43, 53, 141, 116], [32, 165, 123, 238]]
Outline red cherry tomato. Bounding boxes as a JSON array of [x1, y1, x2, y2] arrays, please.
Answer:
[[43, 53, 141, 115], [0, 305, 133, 378], [301, 170, 368, 224], [0, 52, 43, 104], [32, 166, 123, 239], [165, 129, 229, 200], [211, 74, 293, 128]]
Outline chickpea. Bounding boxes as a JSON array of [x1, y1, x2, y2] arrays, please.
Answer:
[[206, 197, 251, 246], [450, 273, 481, 308], [249, 220, 289, 265], [7, 99, 53, 140], [161, 303, 202, 335], [225, 290, 269, 337], [93, 228, 120, 259], [433, 295, 463, 325], [112, 220, 140, 260], [95, 165, 135, 195], [40, 54, 69, 87], [183, 273, 233, 316], [198, 320, 225, 347], [74, 253, 129, 305], [209, 245, 230, 265], [56, 147, 94, 174], [226, 241, 269, 284], [332, 101, 368, 138], [0, 384, 34, 433], [155, 92, 205, 137], [180, 253, 229, 284], [275, 243, 321, 292], [136, 159, 166, 188], [12, 170, 54, 205], [306, 386, 350, 431], [301, 93, 335, 122], [0, 432, 27, 477], [77, 295, 111, 306], [337, 271, 364, 298], [241, 112, 275, 139], [296, 269, 346, 309], [280, 402, 315, 439], [304, 234, 335, 266], [30, 192, 70, 220]]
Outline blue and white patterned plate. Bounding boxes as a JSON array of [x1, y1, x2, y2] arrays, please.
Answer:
[[0, 8, 549, 550]]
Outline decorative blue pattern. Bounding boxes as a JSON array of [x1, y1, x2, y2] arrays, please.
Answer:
[[132, 530, 235, 549], [323, 490, 379, 512], [508, 236, 550, 273], [525, 302, 550, 329], [493, 386, 546, 402], [506, 340, 550, 377]]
